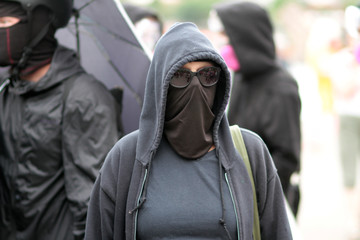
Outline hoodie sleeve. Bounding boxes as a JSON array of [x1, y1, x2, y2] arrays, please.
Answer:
[[259, 171, 293, 239], [62, 74, 120, 239], [243, 130, 293, 239], [85, 131, 138, 240], [84, 146, 119, 240]]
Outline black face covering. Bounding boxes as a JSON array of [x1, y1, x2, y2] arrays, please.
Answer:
[[0, 2, 29, 67], [164, 73, 217, 159], [0, 2, 56, 76]]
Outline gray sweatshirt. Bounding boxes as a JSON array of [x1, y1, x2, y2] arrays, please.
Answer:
[[84, 22, 292, 240]]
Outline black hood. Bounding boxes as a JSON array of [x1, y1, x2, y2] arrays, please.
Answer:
[[215, 1, 277, 76]]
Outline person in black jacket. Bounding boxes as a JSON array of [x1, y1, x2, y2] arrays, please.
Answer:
[[212, 1, 302, 216], [0, 1, 121, 239]]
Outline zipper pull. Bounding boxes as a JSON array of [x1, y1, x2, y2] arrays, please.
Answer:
[[0, 79, 10, 93], [128, 196, 147, 215]]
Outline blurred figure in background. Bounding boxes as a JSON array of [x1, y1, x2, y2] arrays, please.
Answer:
[[327, 5, 360, 239], [123, 3, 163, 53], [305, 17, 343, 114], [210, 1, 302, 216]]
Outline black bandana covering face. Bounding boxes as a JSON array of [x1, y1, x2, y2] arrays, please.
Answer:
[[0, 2, 30, 67], [0, 2, 56, 75], [164, 70, 217, 159]]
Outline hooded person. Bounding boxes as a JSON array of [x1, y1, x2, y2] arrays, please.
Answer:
[[213, 1, 302, 216], [0, 1, 122, 239], [84, 22, 292, 240], [123, 3, 163, 52]]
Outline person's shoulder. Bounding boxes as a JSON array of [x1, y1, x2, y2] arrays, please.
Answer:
[[104, 131, 139, 159], [240, 128, 273, 162], [239, 127, 277, 178], [264, 68, 299, 98], [240, 128, 264, 147], [65, 72, 115, 105], [100, 130, 139, 177], [72, 72, 108, 92], [114, 130, 139, 151], [276, 67, 298, 86]]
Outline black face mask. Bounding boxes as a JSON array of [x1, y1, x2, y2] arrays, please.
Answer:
[[0, 20, 30, 67], [0, 2, 29, 67], [0, 2, 56, 77], [164, 74, 217, 159]]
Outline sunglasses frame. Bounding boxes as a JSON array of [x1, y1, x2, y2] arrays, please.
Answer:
[[170, 66, 221, 88]]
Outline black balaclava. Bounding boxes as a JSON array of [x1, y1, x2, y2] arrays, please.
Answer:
[[0, 2, 57, 78], [164, 68, 217, 159]]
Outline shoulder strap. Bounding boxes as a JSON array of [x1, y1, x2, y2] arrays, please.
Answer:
[[229, 125, 261, 240]]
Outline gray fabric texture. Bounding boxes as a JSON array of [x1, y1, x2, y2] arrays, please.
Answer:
[[137, 138, 237, 239]]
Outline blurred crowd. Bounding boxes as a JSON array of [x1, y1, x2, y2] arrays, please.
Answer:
[[1, 0, 360, 239]]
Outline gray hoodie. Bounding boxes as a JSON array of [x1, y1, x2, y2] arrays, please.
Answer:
[[85, 22, 292, 240]]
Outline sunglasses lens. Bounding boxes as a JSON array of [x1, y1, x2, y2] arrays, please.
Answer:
[[170, 67, 221, 88], [170, 69, 191, 88], [198, 67, 221, 86]]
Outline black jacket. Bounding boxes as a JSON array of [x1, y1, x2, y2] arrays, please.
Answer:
[[0, 45, 120, 240], [215, 2, 301, 191], [85, 22, 292, 240]]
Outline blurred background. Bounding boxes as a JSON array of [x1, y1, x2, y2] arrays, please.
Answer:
[[121, 0, 360, 239]]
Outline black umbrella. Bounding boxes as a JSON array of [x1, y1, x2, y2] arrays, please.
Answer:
[[56, 0, 151, 134]]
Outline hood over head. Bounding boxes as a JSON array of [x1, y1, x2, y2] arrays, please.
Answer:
[[136, 22, 232, 164], [214, 1, 277, 76], [130, 24, 256, 238]]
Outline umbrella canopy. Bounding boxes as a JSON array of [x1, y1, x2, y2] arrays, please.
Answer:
[[56, 0, 151, 134]]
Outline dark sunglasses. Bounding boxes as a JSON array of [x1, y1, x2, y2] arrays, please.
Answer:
[[170, 66, 221, 88]]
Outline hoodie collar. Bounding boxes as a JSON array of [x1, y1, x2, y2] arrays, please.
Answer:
[[7, 45, 83, 95]]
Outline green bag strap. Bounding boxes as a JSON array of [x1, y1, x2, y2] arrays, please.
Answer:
[[230, 125, 261, 240]]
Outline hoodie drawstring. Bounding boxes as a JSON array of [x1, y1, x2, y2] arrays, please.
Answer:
[[129, 152, 154, 215], [129, 149, 233, 240], [218, 157, 232, 240]]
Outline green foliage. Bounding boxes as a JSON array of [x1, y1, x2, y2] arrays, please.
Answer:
[[140, 0, 360, 29], [267, 0, 299, 18], [342, 0, 360, 8], [175, 0, 221, 27], [148, 0, 222, 28]]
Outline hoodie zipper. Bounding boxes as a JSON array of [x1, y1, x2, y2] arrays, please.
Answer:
[[0, 79, 10, 93], [133, 168, 148, 240], [225, 172, 240, 240]]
